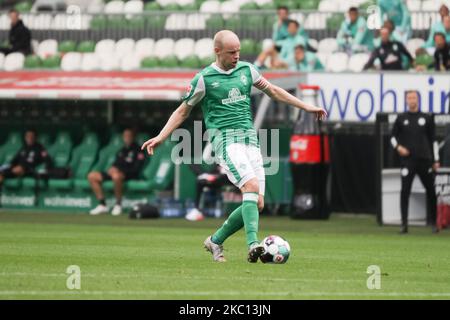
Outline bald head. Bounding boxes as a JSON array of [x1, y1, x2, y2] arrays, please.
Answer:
[[213, 30, 241, 70], [214, 30, 240, 49]]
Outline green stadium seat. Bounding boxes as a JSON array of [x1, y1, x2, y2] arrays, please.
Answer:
[[0, 132, 23, 189], [206, 15, 224, 30], [327, 13, 345, 32], [47, 131, 73, 168], [141, 56, 159, 68], [240, 39, 256, 55], [259, 2, 276, 10], [108, 16, 126, 29], [24, 55, 41, 69], [77, 41, 96, 53], [90, 16, 108, 30], [163, 3, 180, 11], [88, 134, 124, 191], [298, 0, 320, 10], [240, 3, 259, 10], [180, 3, 198, 10], [180, 55, 200, 69], [58, 40, 77, 53], [146, 16, 166, 28], [159, 55, 178, 68], [199, 56, 215, 67], [42, 55, 61, 69], [48, 132, 99, 190], [144, 2, 161, 11], [126, 140, 175, 192], [225, 16, 240, 30], [0, 132, 22, 166], [15, 1, 32, 13], [245, 15, 265, 30], [127, 16, 145, 29]]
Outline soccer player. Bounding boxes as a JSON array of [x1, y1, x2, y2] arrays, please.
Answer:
[[391, 90, 440, 234], [88, 128, 146, 216], [141, 30, 327, 263]]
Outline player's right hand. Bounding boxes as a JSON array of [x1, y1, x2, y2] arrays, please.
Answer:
[[141, 137, 162, 156], [397, 145, 410, 157]]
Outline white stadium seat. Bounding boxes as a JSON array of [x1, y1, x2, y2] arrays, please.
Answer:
[[326, 52, 349, 72], [104, 0, 125, 14], [37, 39, 58, 59], [153, 38, 175, 59], [194, 38, 214, 59], [61, 52, 82, 71], [254, 0, 272, 6], [406, 0, 421, 12], [31, 40, 39, 55], [120, 53, 141, 71], [81, 53, 100, 71], [124, 0, 144, 14], [407, 38, 425, 57], [308, 38, 319, 52], [303, 12, 329, 29], [261, 38, 274, 51], [347, 53, 370, 72], [87, 0, 105, 13], [134, 38, 155, 59], [318, 0, 340, 12], [421, 0, 441, 11], [4, 52, 25, 71], [316, 53, 330, 67], [220, 1, 239, 19], [157, 0, 177, 7], [177, 0, 195, 6], [95, 39, 116, 59], [0, 14, 9, 30], [115, 38, 135, 60], [187, 13, 206, 30], [318, 38, 338, 54], [174, 38, 195, 60], [0, 53, 5, 70], [200, 0, 221, 13], [289, 13, 305, 25], [100, 55, 120, 71], [165, 14, 188, 30]]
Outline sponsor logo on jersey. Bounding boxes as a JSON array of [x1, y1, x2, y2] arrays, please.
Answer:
[[418, 117, 426, 126], [211, 81, 220, 88], [221, 88, 247, 105]]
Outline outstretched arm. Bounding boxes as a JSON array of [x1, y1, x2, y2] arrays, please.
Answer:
[[141, 101, 194, 155], [258, 80, 327, 120]]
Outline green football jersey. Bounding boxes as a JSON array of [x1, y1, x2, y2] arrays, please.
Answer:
[[182, 61, 269, 151]]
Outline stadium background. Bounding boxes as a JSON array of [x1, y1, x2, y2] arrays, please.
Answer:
[[0, 0, 449, 217]]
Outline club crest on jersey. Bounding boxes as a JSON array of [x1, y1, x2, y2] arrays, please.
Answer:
[[222, 88, 247, 105], [240, 73, 248, 85], [418, 117, 426, 126]]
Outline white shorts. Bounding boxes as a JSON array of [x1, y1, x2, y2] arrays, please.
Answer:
[[216, 143, 265, 196]]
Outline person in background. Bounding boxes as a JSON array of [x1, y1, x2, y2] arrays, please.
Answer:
[[0, 130, 53, 187], [255, 19, 307, 69], [432, 32, 450, 71], [390, 90, 440, 234], [337, 7, 374, 54], [364, 27, 414, 70], [373, 20, 404, 47], [88, 128, 146, 216], [272, 6, 290, 43], [424, 4, 449, 49], [279, 44, 324, 72], [0, 9, 32, 55], [377, 0, 412, 43]]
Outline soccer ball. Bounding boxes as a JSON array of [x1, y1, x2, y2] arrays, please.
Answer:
[[260, 235, 291, 264]]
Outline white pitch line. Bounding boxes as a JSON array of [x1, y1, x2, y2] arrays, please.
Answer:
[[0, 290, 450, 297], [0, 272, 360, 282]]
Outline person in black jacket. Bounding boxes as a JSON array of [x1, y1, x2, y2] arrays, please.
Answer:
[[88, 129, 146, 216], [0, 9, 32, 55], [0, 129, 53, 186], [391, 90, 440, 234], [364, 27, 414, 70], [432, 32, 450, 71]]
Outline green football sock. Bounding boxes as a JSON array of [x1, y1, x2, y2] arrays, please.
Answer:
[[211, 205, 244, 245], [242, 192, 260, 247]]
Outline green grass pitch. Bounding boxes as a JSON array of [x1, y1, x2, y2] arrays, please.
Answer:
[[0, 210, 449, 300]]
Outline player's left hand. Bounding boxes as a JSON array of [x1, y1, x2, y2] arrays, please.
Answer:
[[432, 162, 440, 172]]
